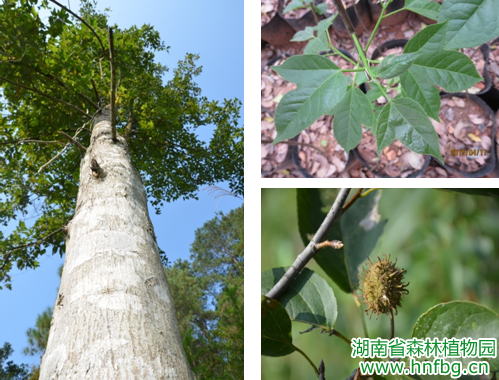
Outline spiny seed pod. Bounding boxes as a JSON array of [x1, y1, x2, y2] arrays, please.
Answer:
[[358, 254, 409, 320]]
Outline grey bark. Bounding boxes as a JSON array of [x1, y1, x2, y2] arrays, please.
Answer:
[[39, 109, 195, 379]]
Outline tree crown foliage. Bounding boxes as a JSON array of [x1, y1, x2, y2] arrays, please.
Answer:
[[0, 0, 243, 289], [166, 205, 244, 379]]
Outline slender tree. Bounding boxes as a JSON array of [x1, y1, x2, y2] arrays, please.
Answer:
[[0, 0, 242, 378]]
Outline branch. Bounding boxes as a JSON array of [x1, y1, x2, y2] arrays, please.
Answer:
[[7, 60, 99, 110], [48, 0, 108, 58], [261, 138, 325, 154], [17, 140, 64, 145], [0, 226, 65, 273], [38, 117, 94, 172], [0, 75, 92, 118], [90, 78, 100, 104], [342, 188, 363, 213], [332, 0, 356, 35], [109, 27, 117, 141], [58, 131, 87, 152], [265, 188, 351, 300], [37, 142, 71, 173]]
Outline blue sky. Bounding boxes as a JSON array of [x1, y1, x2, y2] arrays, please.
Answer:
[[0, 0, 243, 368]]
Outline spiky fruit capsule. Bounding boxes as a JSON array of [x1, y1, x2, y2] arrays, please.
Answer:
[[358, 255, 409, 319]]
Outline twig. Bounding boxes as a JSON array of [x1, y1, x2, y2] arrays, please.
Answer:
[[261, 138, 325, 154], [0, 226, 65, 273], [17, 140, 64, 145], [327, 329, 352, 346], [37, 142, 71, 173], [360, 188, 380, 198], [38, 116, 95, 172], [300, 325, 319, 334], [58, 131, 87, 152], [90, 78, 100, 104], [332, 0, 356, 35], [265, 188, 351, 300], [342, 188, 363, 213], [8, 60, 98, 109], [319, 359, 325, 380], [108, 27, 117, 141], [48, 0, 108, 58], [293, 344, 320, 377], [0, 75, 92, 118], [315, 240, 344, 250]]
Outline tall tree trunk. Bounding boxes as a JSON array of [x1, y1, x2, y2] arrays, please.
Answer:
[[40, 110, 195, 379]]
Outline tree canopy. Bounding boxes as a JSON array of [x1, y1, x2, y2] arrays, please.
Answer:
[[0, 0, 243, 289], [166, 205, 244, 379]]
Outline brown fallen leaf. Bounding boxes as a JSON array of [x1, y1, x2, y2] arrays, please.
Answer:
[[468, 133, 481, 142]]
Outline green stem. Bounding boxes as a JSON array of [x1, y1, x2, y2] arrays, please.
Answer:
[[384, 8, 404, 18], [330, 329, 352, 346], [360, 188, 380, 198], [293, 344, 320, 377], [364, 1, 390, 55], [373, 79, 392, 103], [341, 68, 366, 72]]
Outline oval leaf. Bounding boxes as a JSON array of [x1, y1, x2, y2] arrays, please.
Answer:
[[261, 267, 338, 329], [439, 0, 499, 49], [331, 87, 374, 153], [261, 295, 295, 357], [412, 301, 499, 372], [378, 53, 418, 79], [404, 0, 440, 21], [271, 55, 347, 144], [376, 98, 444, 163]]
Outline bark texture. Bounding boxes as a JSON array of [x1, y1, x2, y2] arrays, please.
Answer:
[[39, 110, 195, 379]]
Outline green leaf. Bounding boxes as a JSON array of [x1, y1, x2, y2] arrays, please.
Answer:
[[315, 14, 336, 35], [261, 295, 295, 357], [366, 86, 384, 102], [404, 22, 482, 93], [400, 69, 441, 121], [439, 0, 499, 49], [331, 87, 374, 153], [403, 0, 440, 20], [291, 26, 315, 42], [404, 21, 447, 54], [412, 301, 499, 373], [272, 55, 347, 143], [409, 50, 482, 93], [376, 98, 444, 162], [313, 3, 328, 15], [261, 267, 338, 329], [378, 53, 418, 79], [303, 31, 329, 54], [283, 0, 305, 14], [296, 189, 387, 293], [355, 71, 368, 86]]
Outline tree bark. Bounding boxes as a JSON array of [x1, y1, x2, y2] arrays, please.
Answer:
[[39, 108, 195, 379]]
